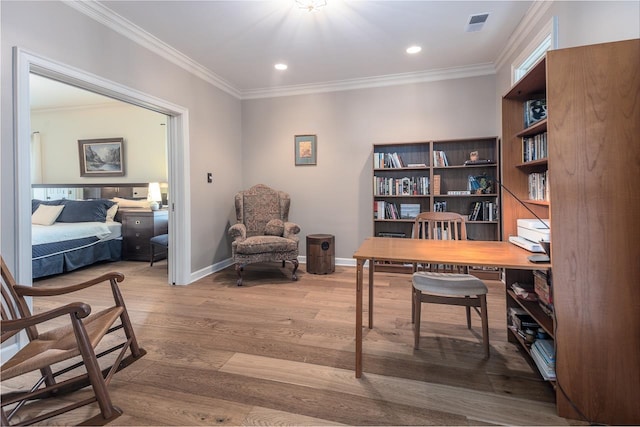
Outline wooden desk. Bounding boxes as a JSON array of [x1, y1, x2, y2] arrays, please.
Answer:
[[352, 237, 550, 378]]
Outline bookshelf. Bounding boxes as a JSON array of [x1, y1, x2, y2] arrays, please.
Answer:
[[501, 39, 639, 424], [501, 56, 555, 388], [372, 137, 500, 272]]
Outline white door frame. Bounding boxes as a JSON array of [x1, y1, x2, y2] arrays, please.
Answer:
[[13, 47, 192, 286]]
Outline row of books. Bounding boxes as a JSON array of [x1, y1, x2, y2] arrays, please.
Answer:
[[433, 201, 447, 212], [374, 198, 498, 221], [433, 150, 449, 167], [531, 339, 556, 380], [509, 305, 556, 381], [522, 132, 548, 162], [373, 152, 427, 169], [468, 201, 498, 221], [373, 176, 429, 196], [534, 270, 554, 316], [375, 201, 423, 219], [374, 201, 400, 219], [374, 152, 403, 168], [528, 171, 549, 201]]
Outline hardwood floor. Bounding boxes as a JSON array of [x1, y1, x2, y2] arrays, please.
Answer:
[[4, 260, 580, 426]]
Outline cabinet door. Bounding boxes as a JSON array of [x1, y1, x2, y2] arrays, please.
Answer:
[[547, 39, 639, 424], [122, 213, 154, 261]]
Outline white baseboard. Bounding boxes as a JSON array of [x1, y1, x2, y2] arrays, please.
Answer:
[[189, 255, 360, 285]]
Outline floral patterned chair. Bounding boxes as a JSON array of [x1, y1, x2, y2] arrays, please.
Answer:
[[228, 184, 300, 286]]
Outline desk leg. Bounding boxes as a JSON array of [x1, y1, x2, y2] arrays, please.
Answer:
[[368, 259, 374, 329], [355, 259, 364, 378]]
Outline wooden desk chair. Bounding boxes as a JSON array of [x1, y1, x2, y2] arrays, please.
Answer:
[[1, 256, 146, 425], [410, 212, 489, 357]]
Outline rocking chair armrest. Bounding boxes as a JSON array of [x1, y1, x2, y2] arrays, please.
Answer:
[[1, 302, 91, 333], [283, 222, 301, 239], [13, 272, 125, 297], [228, 223, 246, 241]]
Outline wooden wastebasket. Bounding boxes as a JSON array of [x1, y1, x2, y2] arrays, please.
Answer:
[[306, 234, 335, 274]]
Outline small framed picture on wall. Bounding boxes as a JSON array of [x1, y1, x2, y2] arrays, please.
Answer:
[[294, 134, 317, 166], [78, 137, 125, 177]]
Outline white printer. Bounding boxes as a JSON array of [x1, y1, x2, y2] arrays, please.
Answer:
[[508, 218, 551, 253]]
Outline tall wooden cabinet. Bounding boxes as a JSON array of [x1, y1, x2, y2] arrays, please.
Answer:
[[501, 39, 639, 424]]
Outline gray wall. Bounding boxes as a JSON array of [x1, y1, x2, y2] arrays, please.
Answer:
[[241, 76, 497, 260], [1, 0, 243, 273]]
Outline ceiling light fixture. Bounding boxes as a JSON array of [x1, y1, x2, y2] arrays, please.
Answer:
[[295, 0, 327, 13], [406, 46, 422, 54], [275, 63, 288, 71]]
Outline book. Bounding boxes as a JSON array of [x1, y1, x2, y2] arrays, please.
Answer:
[[533, 339, 555, 364], [432, 175, 441, 195], [469, 201, 481, 221], [530, 344, 556, 380], [375, 201, 386, 219], [433, 151, 449, 167]]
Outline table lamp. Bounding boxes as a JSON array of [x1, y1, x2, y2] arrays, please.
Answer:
[[148, 182, 162, 211]]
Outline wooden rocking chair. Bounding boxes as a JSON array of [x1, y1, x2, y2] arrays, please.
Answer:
[[1, 256, 146, 425]]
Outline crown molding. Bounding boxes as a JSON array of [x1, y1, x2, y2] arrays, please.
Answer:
[[240, 63, 496, 100], [63, 0, 241, 99], [66, 0, 499, 101], [494, 0, 554, 72], [31, 101, 122, 114]]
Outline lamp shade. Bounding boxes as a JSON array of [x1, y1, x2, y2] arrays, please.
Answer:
[[148, 182, 162, 210]]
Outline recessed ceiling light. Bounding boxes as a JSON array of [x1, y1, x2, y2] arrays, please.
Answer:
[[275, 63, 288, 71], [406, 46, 422, 54]]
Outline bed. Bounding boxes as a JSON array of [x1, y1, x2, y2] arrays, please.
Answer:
[[31, 198, 123, 279]]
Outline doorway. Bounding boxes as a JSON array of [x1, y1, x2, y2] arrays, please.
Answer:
[[14, 47, 192, 286]]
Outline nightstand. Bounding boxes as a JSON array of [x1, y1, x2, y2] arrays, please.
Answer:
[[118, 209, 168, 261]]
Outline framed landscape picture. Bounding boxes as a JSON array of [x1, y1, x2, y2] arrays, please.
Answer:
[[294, 134, 317, 166], [78, 138, 125, 177]]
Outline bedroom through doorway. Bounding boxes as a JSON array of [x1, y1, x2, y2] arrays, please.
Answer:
[[29, 73, 171, 283]]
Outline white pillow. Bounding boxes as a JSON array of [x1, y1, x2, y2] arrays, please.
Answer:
[[106, 203, 119, 222], [32, 204, 65, 226], [111, 197, 151, 208]]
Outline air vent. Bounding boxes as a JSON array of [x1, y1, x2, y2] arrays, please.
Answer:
[[465, 13, 490, 32]]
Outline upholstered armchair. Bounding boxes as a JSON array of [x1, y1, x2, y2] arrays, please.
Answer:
[[228, 184, 300, 286]]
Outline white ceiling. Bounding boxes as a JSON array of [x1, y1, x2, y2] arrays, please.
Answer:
[[30, 74, 119, 110], [32, 1, 536, 107], [98, 0, 534, 93]]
